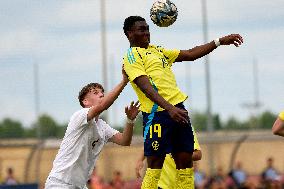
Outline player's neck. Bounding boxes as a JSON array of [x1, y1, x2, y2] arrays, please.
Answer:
[[95, 116, 99, 122], [130, 42, 148, 49]]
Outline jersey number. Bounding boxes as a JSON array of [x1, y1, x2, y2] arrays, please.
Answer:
[[149, 124, 162, 138]]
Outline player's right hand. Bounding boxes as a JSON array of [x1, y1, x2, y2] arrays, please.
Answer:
[[125, 101, 140, 121], [168, 106, 189, 125]]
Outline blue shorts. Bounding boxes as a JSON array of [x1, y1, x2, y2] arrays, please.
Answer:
[[142, 103, 194, 157]]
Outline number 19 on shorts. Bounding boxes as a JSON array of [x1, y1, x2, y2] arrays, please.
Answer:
[[149, 124, 162, 138]]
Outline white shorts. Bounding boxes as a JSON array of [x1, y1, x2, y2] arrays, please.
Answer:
[[45, 177, 88, 189]]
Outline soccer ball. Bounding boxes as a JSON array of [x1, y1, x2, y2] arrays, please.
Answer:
[[150, 0, 178, 27]]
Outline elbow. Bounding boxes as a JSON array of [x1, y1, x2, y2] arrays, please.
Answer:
[[121, 141, 131, 146], [272, 128, 280, 136], [192, 150, 202, 161], [193, 155, 202, 161], [120, 137, 132, 146], [272, 120, 283, 135]]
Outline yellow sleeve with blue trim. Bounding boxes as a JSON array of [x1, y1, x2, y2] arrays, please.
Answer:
[[279, 111, 284, 121], [156, 46, 180, 66], [123, 47, 146, 82]]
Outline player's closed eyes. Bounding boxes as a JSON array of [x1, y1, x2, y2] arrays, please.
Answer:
[[133, 26, 149, 33], [139, 27, 149, 32]]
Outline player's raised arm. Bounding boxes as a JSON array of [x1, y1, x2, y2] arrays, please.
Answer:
[[175, 34, 243, 62], [110, 101, 140, 146], [87, 67, 129, 121]]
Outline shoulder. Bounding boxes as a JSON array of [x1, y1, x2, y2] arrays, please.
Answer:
[[69, 108, 90, 123], [131, 47, 145, 58], [152, 44, 163, 50], [123, 47, 145, 65], [71, 108, 90, 118], [124, 47, 146, 55]]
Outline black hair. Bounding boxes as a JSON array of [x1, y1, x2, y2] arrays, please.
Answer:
[[123, 16, 146, 37]]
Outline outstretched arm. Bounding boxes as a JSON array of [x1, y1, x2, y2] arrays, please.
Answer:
[[87, 67, 128, 121], [110, 101, 140, 146], [175, 34, 243, 62]]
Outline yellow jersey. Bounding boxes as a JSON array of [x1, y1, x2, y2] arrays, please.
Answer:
[[158, 130, 201, 189], [279, 111, 284, 121], [123, 45, 187, 113]]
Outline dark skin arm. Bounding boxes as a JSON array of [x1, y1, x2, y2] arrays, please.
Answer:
[[134, 76, 189, 124], [133, 34, 243, 123], [175, 34, 243, 62]]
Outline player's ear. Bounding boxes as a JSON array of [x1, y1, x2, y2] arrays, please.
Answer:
[[83, 98, 88, 107], [127, 30, 133, 39]]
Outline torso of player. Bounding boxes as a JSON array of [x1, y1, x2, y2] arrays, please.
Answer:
[[48, 109, 117, 187], [124, 45, 187, 113]]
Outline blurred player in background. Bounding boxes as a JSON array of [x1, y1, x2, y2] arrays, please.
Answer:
[[272, 110, 284, 137], [45, 68, 140, 189], [122, 15, 243, 188], [135, 129, 202, 189]]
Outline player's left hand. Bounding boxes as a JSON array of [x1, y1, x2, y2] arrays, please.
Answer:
[[220, 34, 243, 47], [122, 64, 129, 83], [125, 101, 140, 121], [135, 159, 144, 178]]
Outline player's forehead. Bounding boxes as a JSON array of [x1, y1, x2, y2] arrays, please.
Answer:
[[133, 21, 148, 29], [89, 87, 103, 93]]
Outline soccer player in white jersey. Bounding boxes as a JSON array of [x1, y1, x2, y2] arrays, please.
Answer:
[[45, 68, 140, 189]]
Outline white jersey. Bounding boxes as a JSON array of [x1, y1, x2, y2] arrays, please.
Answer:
[[47, 108, 118, 188]]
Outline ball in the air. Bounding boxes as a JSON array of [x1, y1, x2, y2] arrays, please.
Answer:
[[150, 0, 178, 27]]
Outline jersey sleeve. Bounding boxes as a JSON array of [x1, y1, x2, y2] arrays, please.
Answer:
[[158, 46, 180, 66], [70, 108, 90, 128], [101, 120, 119, 142], [279, 111, 284, 121], [123, 48, 147, 82], [193, 130, 201, 151]]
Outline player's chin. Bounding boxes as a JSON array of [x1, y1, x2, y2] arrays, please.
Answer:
[[140, 42, 149, 49], [144, 39, 150, 47], [146, 37, 150, 43]]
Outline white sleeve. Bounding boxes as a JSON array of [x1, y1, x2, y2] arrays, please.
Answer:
[[69, 108, 90, 129], [101, 120, 119, 142]]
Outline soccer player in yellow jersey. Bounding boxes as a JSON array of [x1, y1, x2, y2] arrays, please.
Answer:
[[136, 130, 202, 189], [272, 110, 284, 137], [122, 16, 243, 189]]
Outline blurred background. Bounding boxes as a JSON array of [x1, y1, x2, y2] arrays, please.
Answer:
[[0, 0, 283, 189]]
